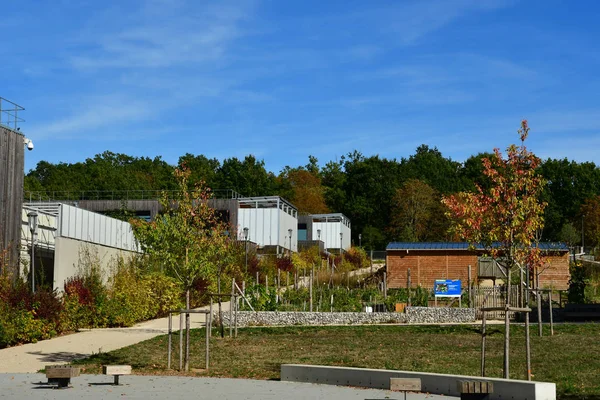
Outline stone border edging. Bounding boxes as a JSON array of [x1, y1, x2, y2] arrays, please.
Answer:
[[217, 307, 476, 327]]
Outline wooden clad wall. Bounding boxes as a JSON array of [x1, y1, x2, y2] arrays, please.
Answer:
[[0, 126, 25, 275], [387, 249, 571, 290], [386, 250, 478, 289]]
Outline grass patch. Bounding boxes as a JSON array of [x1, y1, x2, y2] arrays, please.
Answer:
[[73, 323, 600, 398]]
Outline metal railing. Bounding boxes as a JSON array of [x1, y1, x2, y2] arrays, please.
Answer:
[[0, 97, 25, 131], [24, 188, 244, 202]]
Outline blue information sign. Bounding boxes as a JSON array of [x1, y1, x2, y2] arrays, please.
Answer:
[[434, 279, 462, 297]]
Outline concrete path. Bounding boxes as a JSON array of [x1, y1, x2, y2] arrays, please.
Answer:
[[0, 374, 455, 399], [0, 301, 229, 373]]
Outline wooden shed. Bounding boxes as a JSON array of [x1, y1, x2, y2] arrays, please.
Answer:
[[386, 242, 571, 290]]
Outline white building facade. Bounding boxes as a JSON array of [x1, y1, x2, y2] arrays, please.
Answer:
[[21, 203, 140, 291], [310, 213, 351, 252], [236, 196, 298, 254]]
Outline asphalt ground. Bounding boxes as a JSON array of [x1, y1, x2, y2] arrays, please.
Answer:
[[0, 374, 456, 400]]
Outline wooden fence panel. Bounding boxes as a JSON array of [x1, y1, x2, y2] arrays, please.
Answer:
[[473, 286, 519, 320]]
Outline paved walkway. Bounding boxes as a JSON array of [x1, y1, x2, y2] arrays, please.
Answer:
[[0, 301, 229, 373], [0, 374, 455, 399]]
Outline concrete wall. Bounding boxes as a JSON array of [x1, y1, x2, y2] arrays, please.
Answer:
[[281, 365, 556, 400], [0, 125, 25, 274], [53, 236, 138, 291]]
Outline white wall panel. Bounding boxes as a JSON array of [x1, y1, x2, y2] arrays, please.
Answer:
[[312, 221, 351, 251], [58, 204, 139, 252], [238, 207, 298, 251]]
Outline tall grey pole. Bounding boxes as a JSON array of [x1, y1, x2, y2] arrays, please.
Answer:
[[503, 268, 511, 379], [30, 235, 36, 293], [525, 265, 531, 380]]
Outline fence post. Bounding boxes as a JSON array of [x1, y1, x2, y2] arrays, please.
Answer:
[[277, 269, 281, 304], [234, 294, 238, 338], [549, 290, 554, 336], [179, 312, 183, 371], [481, 311, 486, 377], [468, 265, 472, 307], [309, 268, 314, 312], [407, 268, 411, 307], [205, 311, 210, 369], [537, 272, 543, 337], [168, 312, 172, 369], [230, 278, 234, 338], [242, 281, 245, 311], [209, 298, 213, 338], [383, 272, 387, 299]]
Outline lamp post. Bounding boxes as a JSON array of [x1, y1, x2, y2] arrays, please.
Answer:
[[359, 233, 362, 248], [288, 228, 293, 257], [317, 229, 321, 251], [340, 232, 343, 261], [243, 227, 249, 274], [582, 215, 585, 253], [27, 211, 38, 293]]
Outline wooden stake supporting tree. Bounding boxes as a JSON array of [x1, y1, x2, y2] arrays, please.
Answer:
[[131, 166, 233, 371], [443, 120, 547, 380]]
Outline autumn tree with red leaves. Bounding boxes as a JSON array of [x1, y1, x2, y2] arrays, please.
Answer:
[[442, 120, 547, 380], [443, 120, 547, 278]]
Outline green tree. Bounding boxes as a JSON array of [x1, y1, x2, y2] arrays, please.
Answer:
[[401, 145, 467, 194], [131, 166, 232, 370], [460, 152, 495, 193], [277, 157, 329, 214], [216, 155, 276, 196], [321, 158, 347, 215], [177, 153, 220, 190], [340, 152, 403, 245], [388, 179, 450, 242], [539, 159, 600, 241], [558, 222, 580, 247], [581, 196, 600, 247]]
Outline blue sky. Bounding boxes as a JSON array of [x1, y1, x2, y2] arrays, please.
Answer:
[[3, 0, 600, 173]]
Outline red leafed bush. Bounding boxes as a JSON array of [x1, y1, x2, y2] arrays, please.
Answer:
[[64, 276, 94, 305], [276, 257, 294, 272]]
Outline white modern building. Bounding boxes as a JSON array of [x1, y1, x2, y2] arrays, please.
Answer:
[[309, 213, 351, 252], [236, 196, 298, 254], [21, 203, 140, 291]]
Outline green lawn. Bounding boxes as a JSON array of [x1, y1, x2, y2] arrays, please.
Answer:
[[72, 323, 600, 398]]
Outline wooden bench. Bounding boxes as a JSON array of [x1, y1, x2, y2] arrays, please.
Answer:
[[103, 365, 132, 385], [390, 378, 421, 400], [457, 380, 494, 400], [45, 365, 81, 389]]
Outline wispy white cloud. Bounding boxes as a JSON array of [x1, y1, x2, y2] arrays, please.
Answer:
[[371, 0, 515, 45], [70, 1, 252, 70], [28, 95, 153, 140]]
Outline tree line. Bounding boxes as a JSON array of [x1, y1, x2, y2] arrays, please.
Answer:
[[23, 146, 600, 249]]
